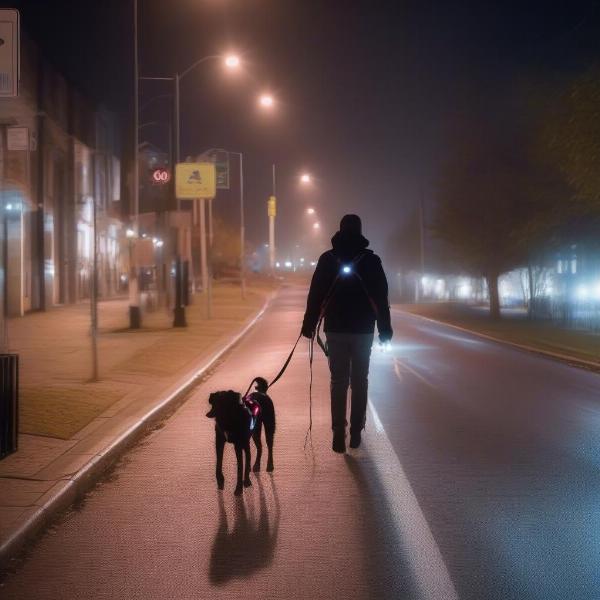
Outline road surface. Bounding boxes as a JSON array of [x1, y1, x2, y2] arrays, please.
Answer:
[[3, 285, 600, 599]]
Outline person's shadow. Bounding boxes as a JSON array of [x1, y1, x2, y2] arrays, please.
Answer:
[[209, 475, 280, 585]]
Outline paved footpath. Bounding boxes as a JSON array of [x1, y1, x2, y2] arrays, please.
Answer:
[[0, 282, 272, 566], [0, 285, 447, 600]]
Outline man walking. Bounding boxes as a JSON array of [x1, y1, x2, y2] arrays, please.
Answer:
[[301, 214, 393, 453]]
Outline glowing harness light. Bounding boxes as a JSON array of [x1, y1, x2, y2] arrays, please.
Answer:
[[242, 396, 261, 431], [342, 265, 352, 274]]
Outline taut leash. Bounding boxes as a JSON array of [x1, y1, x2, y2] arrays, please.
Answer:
[[243, 332, 302, 399]]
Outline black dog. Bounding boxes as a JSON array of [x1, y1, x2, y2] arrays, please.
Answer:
[[206, 377, 276, 496]]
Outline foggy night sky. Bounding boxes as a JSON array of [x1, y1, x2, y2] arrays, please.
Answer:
[[9, 0, 600, 262]]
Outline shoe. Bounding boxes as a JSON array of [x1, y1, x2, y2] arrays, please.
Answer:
[[349, 431, 361, 449], [332, 430, 346, 453]]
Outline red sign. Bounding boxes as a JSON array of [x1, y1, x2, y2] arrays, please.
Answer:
[[151, 168, 170, 184]]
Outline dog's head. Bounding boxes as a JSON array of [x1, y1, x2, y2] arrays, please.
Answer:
[[253, 377, 268, 393], [206, 390, 242, 419]]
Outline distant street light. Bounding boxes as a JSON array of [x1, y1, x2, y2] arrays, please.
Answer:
[[259, 93, 275, 108], [306, 207, 315, 215], [300, 173, 311, 184], [313, 222, 320, 230], [224, 54, 241, 69]]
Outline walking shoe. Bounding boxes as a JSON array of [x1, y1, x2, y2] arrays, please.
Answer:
[[332, 430, 346, 453], [349, 431, 361, 449]]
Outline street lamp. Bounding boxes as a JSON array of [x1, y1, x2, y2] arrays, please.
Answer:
[[306, 207, 315, 215], [259, 93, 275, 108], [224, 54, 241, 69], [140, 52, 242, 327], [300, 173, 311, 184], [313, 222, 320, 230]]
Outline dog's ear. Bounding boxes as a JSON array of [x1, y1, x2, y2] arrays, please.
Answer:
[[206, 407, 216, 418]]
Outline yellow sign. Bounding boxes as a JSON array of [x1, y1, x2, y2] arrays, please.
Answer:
[[175, 162, 216, 199], [268, 195, 276, 217]]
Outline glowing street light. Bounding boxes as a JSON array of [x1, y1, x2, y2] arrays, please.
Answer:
[[300, 173, 311, 184], [313, 222, 320, 230], [306, 207, 315, 215], [224, 54, 241, 69], [259, 93, 275, 108]]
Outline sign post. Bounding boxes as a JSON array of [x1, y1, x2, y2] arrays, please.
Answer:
[[176, 162, 216, 318], [268, 195, 276, 271]]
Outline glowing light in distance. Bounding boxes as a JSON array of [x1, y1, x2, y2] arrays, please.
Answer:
[[259, 94, 274, 108], [576, 285, 589, 300], [306, 207, 315, 215], [284, 261, 292, 268], [300, 258, 305, 263], [310, 261, 316, 266], [224, 54, 240, 69], [313, 222, 320, 229], [275, 261, 281, 268], [126, 228, 136, 238], [300, 173, 311, 184], [458, 283, 472, 299]]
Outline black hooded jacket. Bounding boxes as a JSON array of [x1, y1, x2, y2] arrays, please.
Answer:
[[302, 231, 393, 336]]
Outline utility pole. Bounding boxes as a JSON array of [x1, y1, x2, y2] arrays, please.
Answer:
[[129, 0, 141, 328], [239, 154, 246, 299], [199, 197, 210, 318], [90, 154, 99, 381], [269, 163, 276, 271], [417, 190, 425, 303], [172, 72, 187, 327]]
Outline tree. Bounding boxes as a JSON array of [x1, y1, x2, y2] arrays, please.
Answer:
[[211, 217, 241, 278], [433, 131, 543, 319], [545, 66, 600, 212]]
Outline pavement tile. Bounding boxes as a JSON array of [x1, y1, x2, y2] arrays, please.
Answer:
[[0, 506, 28, 530], [33, 454, 96, 482], [0, 480, 54, 508], [0, 436, 78, 479]]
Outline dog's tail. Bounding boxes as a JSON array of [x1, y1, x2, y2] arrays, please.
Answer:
[[243, 377, 268, 398]]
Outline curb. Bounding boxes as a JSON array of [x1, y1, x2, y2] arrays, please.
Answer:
[[0, 294, 273, 569], [394, 308, 600, 372]]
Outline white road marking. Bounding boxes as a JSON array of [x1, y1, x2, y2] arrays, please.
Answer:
[[393, 356, 438, 390], [366, 400, 459, 600]]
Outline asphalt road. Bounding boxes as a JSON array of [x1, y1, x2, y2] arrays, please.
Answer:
[[3, 285, 600, 599]]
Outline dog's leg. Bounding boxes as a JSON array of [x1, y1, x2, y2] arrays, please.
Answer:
[[265, 425, 275, 472], [243, 441, 252, 487], [252, 422, 263, 472], [215, 428, 225, 490], [234, 443, 244, 496]]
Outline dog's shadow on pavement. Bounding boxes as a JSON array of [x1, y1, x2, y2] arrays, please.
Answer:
[[209, 475, 280, 585]]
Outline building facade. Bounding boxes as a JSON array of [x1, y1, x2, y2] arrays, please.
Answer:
[[0, 34, 126, 317]]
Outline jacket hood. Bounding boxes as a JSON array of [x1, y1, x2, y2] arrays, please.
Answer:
[[331, 230, 370, 260]]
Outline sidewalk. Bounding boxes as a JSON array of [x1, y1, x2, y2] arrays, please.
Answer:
[[0, 280, 275, 566], [398, 302, 600, 368]]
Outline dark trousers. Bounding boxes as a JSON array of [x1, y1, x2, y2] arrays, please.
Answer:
[[326, 332, 374, 433]]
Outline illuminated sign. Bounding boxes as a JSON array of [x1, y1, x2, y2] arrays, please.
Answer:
[[175, 162, 216, 199], [151, 168, 170, 184]]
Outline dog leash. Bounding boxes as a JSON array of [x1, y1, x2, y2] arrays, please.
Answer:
[[242, 332, 302, 399], [242, 330, 315, 450]]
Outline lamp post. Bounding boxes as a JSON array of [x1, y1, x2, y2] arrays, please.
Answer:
[[140, 53, 241, 326], [129, 0, 141, 329]]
